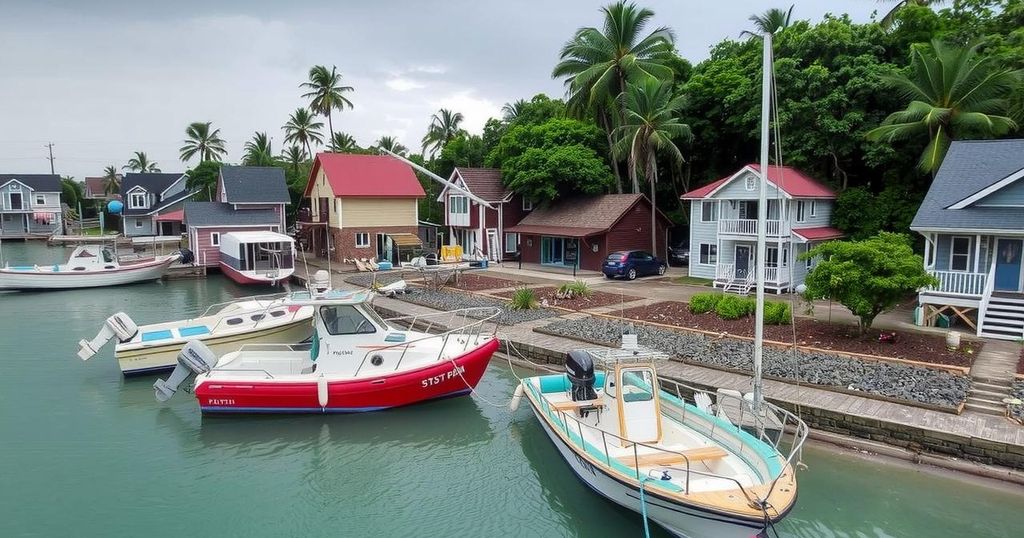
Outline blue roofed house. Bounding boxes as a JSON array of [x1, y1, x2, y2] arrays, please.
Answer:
[[0, 174, 63, 238], [120, 172, 197, 237], [912, 139, 1024, 340]]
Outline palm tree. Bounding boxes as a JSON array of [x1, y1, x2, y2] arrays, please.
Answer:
[[329, 132, 359, 153], [101, 165, 121, 195], [282, 107, 324, 158], [740, 5, 794, 38], [552, 1, 675, 193], [300, 65, 354, 143], [123, 151, 160, 173], [280, 145, 306, 173], [867, 40, 1019, 175], [501, 99, 528, 122], [374, 135, 407, 156], [180, 121, 228, 163], [242, 132, 275, 166], [421, 108, 465, 156], [613, 78, 692, 254], [879, 0, 947, 30]]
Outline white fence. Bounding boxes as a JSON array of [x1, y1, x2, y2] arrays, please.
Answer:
[[927, 269, 986, 296], [718, 219, 787, 237]]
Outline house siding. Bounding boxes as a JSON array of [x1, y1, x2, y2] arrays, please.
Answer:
[[931, 233, 992, 273], [125, 216, 154, 236], [328, 225, 419, 263], [688, 201, 720, 279], [192, 225, 278, 267], [340, 198, 417, 228], [309, 169, 338, 227], [606, 202, 668, 259], [976, 179, 1024, 207], [791, 199, 833, 228], [714, 169, 785, 200]]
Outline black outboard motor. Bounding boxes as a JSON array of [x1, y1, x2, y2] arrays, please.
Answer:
[[177, 248, 195, 265], [566, 350, 597, 401]]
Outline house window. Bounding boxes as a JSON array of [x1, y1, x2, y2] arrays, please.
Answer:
[[355, 232, 370, 248], [134, 219, 142, 228], [809, 200, 817, 217], [804, 245, 814, 270], [766, 246, 788, 267], [523, 198, 533, 211], [700, 201, 718, 222], [699, 244, 718, 265], [950, 236, 971, 272], [449, 195, 468, 215], [796, 201, 807, 222], [745, 175, 756, 191], [35, 195, 45, 206], [505, 233, 518, 253], [210, 232, 220, 246], [130, 191, 147, 209]]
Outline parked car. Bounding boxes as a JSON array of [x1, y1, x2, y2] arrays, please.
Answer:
[[668, 242, 689, 266], [602, 250, 667, 280]]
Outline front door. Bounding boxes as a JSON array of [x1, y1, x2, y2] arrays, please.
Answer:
[[486, 229, 499, 261], [994, 239, 1023, 291], [735, 245, 751, 279]]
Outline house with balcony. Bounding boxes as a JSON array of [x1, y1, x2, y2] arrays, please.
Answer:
[[437, 167, 530, 261], [912, 139, 1024, 340], [120, 172, 197, 237], [0, 174, 63, 238], [681, 164, 843, 293]]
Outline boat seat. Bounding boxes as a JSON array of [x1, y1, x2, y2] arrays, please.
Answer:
[[550, 399, 603, 412], [141, 330, 174, 342], [178, 325, 210, 337], [616, 446, 728, 467]]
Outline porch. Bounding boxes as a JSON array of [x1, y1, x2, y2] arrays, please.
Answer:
[[0, 212, 61, 237], [710, 239, 794, 294]]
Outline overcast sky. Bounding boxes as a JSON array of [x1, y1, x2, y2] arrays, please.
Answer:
[[0, 0, 880, 179]]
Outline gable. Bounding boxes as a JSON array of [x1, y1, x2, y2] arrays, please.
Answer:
[[709, 169, 785, 200], [974, 174, 1024, 207]]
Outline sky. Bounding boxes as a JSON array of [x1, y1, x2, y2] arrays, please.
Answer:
[[0, 0, 881, 179]]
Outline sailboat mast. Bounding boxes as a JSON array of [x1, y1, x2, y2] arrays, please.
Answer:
[[753, 31, 773, 416]]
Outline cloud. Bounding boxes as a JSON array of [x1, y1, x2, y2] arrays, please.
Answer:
[[430, 90, 502, 134], [385, 78, 425, 92]]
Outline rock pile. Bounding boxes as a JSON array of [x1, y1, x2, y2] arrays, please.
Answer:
[[344, 272, 407, 288], [397, 288, 558, 325], [1011, 382, 1024, 423]]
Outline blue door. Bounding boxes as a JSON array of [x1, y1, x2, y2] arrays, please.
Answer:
[[994, 239, 1023, 291]]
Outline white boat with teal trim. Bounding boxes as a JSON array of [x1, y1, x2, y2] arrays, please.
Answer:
[[0, 244, 188, 291]]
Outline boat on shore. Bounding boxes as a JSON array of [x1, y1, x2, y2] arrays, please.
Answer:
[[153, 289, 500, 413], [0, 244, 190, 291], [218, 231, 296, 286]]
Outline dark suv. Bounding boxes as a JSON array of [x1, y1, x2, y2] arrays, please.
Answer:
[[602, 250, 667, 280], [668, 242, 690, 266]]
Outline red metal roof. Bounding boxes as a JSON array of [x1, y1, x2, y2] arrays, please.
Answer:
[[155, 209, 184, 222], [792, 226, 845, 241], [681, 164, 835, 199], [305, 153, 425, 198]]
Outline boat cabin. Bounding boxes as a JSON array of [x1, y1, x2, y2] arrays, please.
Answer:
[[219, 231, 296, 285], [65, 245, 120, 270]]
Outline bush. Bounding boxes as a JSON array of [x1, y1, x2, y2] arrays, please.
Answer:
[[715, 295, 755, 320], [508, 287, 539, 310], [689, 292, 725, 314], [764, 301, 792, 325], [556, 280, 593, 300]]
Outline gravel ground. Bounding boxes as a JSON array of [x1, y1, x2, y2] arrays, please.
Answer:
[[344, 271, 409, 288], [395, 288, 559, 325], [539, 317, 970, 409], [1011, 381, 1024, 423]]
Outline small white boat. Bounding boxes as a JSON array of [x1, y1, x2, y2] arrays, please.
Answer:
[[219, 231, 296, 286], [0, 244, 188, 291]]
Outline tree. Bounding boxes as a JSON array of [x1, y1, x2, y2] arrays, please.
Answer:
[[867, 40, 1019, 174], [185, 161, 222, 202], [614, 78, 692, 253], [242, 132, 275, 166], [329, 132, 359, 152], [60, 176, 83, 212], [180, 121, 227, 163], [801, 232, 937, 333], [501, 99, 529, 122], [421, 108, 465, 156], [373, 135, 407, 156], [740, 5, 794, 38], [301, 65, 354, 143], [123, 151, 160, 172], [435, 134, 485, 178], [280, 145, 306, 173], [552, 1, 675, 193], [101, 165, 121, 195], [282, 107, 324, 158], [880, 0, 947, 30]]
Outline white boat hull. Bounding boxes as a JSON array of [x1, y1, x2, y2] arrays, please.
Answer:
[[0, 257, 176, 290]]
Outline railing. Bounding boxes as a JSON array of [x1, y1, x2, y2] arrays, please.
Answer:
[[976, 258, 999, 336], [718, 219, 787, 237], [448, 211, 470, 227], [716, 264, 789, 283], [926, 269, 986, 297], [715, 263, 735, 281]]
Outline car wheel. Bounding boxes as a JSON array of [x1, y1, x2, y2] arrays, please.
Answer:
[[627, 268, 637, 280], [658, 264, 666, 276], [605, 273, 614, 279]]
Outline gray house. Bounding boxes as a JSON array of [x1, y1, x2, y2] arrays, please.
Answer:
[[0, 174, 63, 238], [681, 164, 843, 293], [120, 173, 197, 237], [912, 139, 1024, 340]]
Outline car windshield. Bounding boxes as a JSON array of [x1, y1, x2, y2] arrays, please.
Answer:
[[606, 252, 628, 261]]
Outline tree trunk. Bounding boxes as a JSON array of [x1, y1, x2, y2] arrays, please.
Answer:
[[599, 112, 623, 193], [327, 112, 335, 152], [649, 148, 658, 256], [616, 68, 639, 194]]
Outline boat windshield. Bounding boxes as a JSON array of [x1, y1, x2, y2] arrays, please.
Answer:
[[319, 305, 376, 335], [621, 369, 655, 402], [101, 248, 115, 263]]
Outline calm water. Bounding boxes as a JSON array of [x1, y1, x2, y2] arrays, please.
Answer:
[[1, 242, 1022, 537]]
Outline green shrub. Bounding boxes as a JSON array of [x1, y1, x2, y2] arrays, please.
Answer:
[[764, 301, 792, 325], [508, 287, 539, 310], [556, 280, 593, 299], [689, 292, 725, 314], [715, 295, 755, 320]]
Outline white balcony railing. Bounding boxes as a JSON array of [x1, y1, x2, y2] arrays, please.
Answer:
[[717, 219, 787, 237], [927, 269, 986, 297], [715, 263, 789, 283], [448, 211, 469, 227]]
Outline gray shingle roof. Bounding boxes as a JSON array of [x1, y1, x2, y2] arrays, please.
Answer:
[[121, 173, 185, 197], [455, 168, 508, 202], [184, 202, 279, 227], [0, 174, 61, 192], [911, 139, 1024, 232], [220, 165, 290, 204]]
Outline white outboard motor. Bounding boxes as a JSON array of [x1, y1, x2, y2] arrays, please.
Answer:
[[77, 313, 139, 360], [309, 269, 331, 295], [153, 341, 219, 402]]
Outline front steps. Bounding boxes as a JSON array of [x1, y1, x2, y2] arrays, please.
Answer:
[[965, 340, 1020, 417], [965, 377, 1014, 416], [979, 296, 1024, 340]]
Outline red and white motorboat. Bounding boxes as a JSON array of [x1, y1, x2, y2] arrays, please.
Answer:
[[154, 289, 500, 413]]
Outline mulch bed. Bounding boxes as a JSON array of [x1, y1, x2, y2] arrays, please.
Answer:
[[491, 286, 641, 310], [1018, 348, 1024, 375], [447, 273, 519, 291], [613, 300, 980, 369]]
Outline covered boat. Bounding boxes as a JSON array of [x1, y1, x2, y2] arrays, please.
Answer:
[[153, 289, 500, 413], [218, 231, 295, 285], [0, 244, 189, 291]]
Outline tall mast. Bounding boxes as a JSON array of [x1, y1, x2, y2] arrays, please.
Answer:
[[753, 31, 773, 417]]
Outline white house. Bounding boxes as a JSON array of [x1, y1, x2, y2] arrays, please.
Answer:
[[0, 174, 63, 238]]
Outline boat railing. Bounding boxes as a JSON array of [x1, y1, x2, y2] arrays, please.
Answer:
[[194, 292, 291, 320], [203, 294, 311, 335]]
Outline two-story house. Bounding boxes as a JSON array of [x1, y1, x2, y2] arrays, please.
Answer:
[[301, 153, 425, 263], [682, 164, 842, 293], [0, 174, 63, 238], [120, 173, 197, 237], [437, 167, 530, 261], [912, 139, 1024, 340]]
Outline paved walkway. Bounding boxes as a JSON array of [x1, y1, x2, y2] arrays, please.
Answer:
[[966, 341, 1022, 416]]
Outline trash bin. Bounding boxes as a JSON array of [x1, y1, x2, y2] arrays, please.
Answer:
[[937, 313, 952, 328], [912, 305, 923, 326], [377, 261, 392, 271]]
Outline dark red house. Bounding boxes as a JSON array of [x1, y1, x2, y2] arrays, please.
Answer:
[[506, 194, 671, 272], [437, 167, 530, 261]]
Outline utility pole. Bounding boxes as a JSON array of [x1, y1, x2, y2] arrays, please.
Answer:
[[45, 142, 55, 174]]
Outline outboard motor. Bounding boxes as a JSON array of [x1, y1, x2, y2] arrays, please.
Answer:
[[566, 350, 597, 402], [309, 269, 331, 295], [77, 313, 139, 360], [177, 248, 195, 265], [153, 341, 219, 402]]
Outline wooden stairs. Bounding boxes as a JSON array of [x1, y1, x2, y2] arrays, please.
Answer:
[[965, 340, 1020, 416], [978, 295, 1024, 340]]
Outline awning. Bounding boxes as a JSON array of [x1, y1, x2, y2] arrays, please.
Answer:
[[504, 224, 605, 238], [792, 226, 844, 242], [155, 209, 184, 222], [388, 232, 423, 248]]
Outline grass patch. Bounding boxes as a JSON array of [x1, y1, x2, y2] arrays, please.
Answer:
[[507, 287, 539, 310], [672, 276, 713, 286]]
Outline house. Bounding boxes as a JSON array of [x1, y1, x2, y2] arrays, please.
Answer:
[[84, 176, 118, 201], [301, 153, 425, 263], [185, 165, 291, 267], [120, 173, 197, 237], [681, 164, 842, 294], [912, 139, 1024, 340], [505, 194, 670, 272], [0, 174, 63, 238], [437, 167, 531, 261]]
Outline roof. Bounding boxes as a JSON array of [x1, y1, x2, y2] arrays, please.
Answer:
[[220, 165, 290, 204], [387, 232, 423, 247], [0, 174, 60, 192], [506, 194, 670, 237], [120, 173, 185, 196], [123, 186, 197, 216], [84, 177, 106, 195], [155, 209, 184, 222], [305, 153, 425, 198], [222, 231, 294, 243], [184, 202, 280, 227], [792, 226, 845, 242], [911, 139, 1024, 232], [681, 164, 835, 199], [454, 168, 508, 202]]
